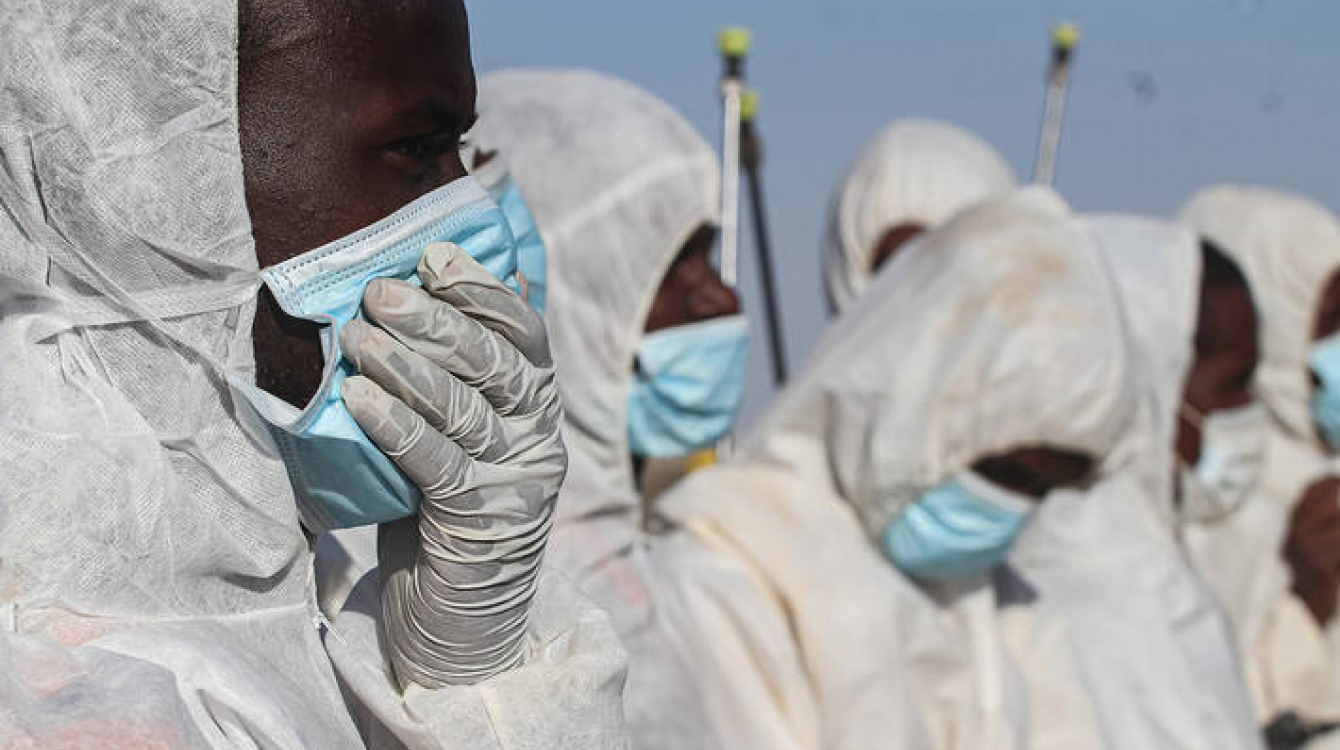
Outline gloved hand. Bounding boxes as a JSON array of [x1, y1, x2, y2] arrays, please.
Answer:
[[340, 241, 566, 689], [1284, 476, 1340, 626]]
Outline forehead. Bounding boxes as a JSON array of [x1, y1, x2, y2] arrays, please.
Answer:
[[243, 0, 473, 96], [1198, 281, 1258, 349], [1320, 269, 1340, 308]]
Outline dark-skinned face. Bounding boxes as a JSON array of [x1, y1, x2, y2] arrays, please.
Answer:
[[1313, 270, 1340, 343], [1285, 476, 1340, 625], [971, 447, 1095, 500], [1176, 281, 1260, 465], [643, 224, 741, 334], [238, 0, 476, 408], [870, 222, 927, 274]]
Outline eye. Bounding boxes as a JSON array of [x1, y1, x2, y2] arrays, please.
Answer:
[[387, 131, 462, 162]]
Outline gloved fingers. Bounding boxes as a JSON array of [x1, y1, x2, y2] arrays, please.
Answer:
[[418, 242, 552, 367], [362, 278, 542, 416], [343, 375, 472, 497], [342, 320, 508, 460]]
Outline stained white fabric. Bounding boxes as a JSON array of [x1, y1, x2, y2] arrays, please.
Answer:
[[648, 188, 1133, 750], [0, 7, 627, 749], [1183, 187, 1340, 724], [999, 215, 1261, 750], [470, 69, 721, 750], [825, 118, 1016, 312]]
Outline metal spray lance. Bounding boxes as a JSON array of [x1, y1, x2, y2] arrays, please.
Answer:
[[712, 26, 751, 459], [717, 27, 751, 288], [739, 89, 789, 385], [1033, 22, 1080, 186]]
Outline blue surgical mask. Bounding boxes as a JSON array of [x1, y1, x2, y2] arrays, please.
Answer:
[[1177, 401, 1267, 522], [230, 176, 519, 533], [628, 314, 749, 458], [484, 171, 547, 314], [882, 471, 1034, 581], [1311, 332, 1340, 451]]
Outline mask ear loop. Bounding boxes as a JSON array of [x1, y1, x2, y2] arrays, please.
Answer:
[[1179, 401, 1207, 431], [1174, 401, 1207, 505]]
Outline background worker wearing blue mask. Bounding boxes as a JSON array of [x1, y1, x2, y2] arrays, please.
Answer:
[[824, 118, 1016, 315], [470, 69, 743, 750], [0, 1, 628, 748], [643, 189, 1134, 750], [999, 215, 1262, 750], [1173, 240, 1264, 525], [1184, 186, 1340, 731]]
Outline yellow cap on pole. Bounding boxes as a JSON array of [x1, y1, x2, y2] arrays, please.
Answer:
[[718, 27, 752, 59], [687, 449, 718, 472], [1052, 22, 1080, 51], [741, 89, 760, 122]]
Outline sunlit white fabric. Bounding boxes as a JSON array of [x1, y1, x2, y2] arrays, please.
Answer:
[[825, 118, 1015, 312]]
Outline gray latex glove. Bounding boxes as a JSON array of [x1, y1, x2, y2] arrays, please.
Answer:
[[340, 241, 566, 689]]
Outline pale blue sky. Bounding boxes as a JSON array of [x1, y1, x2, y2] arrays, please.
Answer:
[[469, 0, 1340, 423]]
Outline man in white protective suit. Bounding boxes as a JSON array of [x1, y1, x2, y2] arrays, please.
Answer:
[[824, 118, 1015, 314], [0, 2, 628, 749], [460, 69, 750, 750], [999, 215, 1265, 750], [1182, 186, 1340, 746]]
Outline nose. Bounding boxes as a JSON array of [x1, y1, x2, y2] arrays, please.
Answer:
[[688, 271, 741, 322]]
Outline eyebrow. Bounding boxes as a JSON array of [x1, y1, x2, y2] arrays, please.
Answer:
[[393, 97, 477, 136]]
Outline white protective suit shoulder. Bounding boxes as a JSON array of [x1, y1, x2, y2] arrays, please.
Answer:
[[825, 118, 1016, 312], [0, 9, 628, 750], [1183, 187, 1340, 724], [649, 188, 1132, 750], [470, 69, 721, 750], [999, 215, 1262, 750]]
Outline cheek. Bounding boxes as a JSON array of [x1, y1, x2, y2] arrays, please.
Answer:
[[286, 145, 419, 248], [1184, 360, 1228, 409], [243, 120, 427, 268]]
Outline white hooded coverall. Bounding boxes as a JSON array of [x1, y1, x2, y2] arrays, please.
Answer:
[[0, 7, 627, 749], [825, 118, 1016, 313]]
